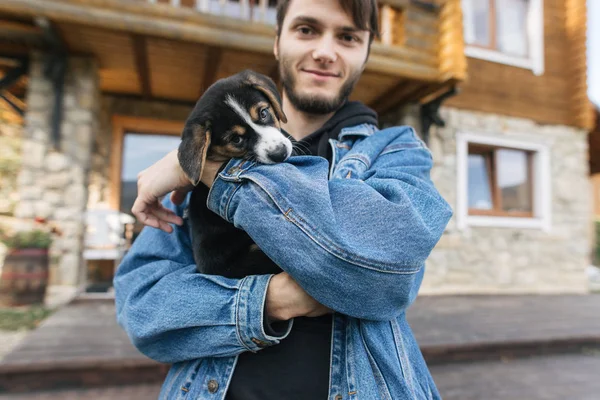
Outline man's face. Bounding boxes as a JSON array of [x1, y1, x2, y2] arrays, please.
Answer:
[[274, 0, 370, 115]]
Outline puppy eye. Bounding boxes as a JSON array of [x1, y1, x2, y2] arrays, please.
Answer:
[[259, 108, 269, 122], [231, 135, 244, 145]]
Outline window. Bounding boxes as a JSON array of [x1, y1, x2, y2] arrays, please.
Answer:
[[110, 116, 184, 242], [461, 0, 544, 75], [120, 133, 181, 217], [468, 144, 534, 217], [457, 133, 551, 230]]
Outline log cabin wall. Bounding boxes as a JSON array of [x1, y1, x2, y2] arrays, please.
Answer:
[[445, 0, 593, 131]]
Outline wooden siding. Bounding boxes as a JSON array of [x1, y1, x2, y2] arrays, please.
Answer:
[[0, 0, 467, 113], [445, 0, 592, 130]]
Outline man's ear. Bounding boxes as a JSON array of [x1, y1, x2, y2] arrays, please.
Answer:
[[178, 122, 211, 186], [242, 70, 287, 124]]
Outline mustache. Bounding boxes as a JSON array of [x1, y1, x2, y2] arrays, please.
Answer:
[[277, 57, 361, 115]]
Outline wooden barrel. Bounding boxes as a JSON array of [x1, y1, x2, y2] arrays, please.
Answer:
[[0, 249, 49, 307]]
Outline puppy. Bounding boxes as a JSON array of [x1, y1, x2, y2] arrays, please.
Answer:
[[178, 70, 292, 279]]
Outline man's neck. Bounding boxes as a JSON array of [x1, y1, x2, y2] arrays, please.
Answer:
[[280, 94, 335, 141]]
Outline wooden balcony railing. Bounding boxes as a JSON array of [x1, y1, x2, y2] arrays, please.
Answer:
[[147, 0, 278, 25]]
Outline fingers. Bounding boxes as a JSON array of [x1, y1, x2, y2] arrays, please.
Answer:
[[152, 206, 184, 226], [137, 211, 174, 233], [131, 197, 183, 233]]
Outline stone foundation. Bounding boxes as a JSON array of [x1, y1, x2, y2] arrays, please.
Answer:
[[421, 107, 591, 294]]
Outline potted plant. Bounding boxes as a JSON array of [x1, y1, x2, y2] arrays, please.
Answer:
[[0, 218, 58, 307]]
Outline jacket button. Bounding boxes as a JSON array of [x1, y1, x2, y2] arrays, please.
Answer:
[[335, 395, 343, 400], [207, 379, 219, 393]]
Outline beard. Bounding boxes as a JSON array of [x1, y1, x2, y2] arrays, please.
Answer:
[[278, 55, 362, 115]]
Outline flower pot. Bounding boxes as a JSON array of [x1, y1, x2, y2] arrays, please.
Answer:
[[0, 248, 49, 307]]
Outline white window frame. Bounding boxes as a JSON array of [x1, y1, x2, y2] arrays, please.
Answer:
[[456, 132, 551, 231], [462, 0, 545, 76]]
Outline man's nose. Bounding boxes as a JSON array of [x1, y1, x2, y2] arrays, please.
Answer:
[[312, 36, 337, 63]]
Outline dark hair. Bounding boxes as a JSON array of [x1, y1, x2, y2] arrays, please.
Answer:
[[275, 0, 380, 44]]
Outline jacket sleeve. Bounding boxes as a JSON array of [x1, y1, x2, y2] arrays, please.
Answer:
[[207, 126, 453, 321], [113, 197, 292, 364]]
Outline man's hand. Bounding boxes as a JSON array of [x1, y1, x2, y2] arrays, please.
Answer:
[[132, 149, 191, 232], [266, 272, 332, 321], [131, 149, 224, 233]]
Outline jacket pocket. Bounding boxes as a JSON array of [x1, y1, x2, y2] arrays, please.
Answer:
[[331, 155, 370, 180]]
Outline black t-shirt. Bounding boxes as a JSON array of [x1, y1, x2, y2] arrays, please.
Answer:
[[225, 102, 379, 400]]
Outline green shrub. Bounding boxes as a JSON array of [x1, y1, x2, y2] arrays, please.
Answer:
[[0, 228, 52, 249]]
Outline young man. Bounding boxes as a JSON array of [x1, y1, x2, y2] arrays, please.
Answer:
[[114, 0, 453, 399]]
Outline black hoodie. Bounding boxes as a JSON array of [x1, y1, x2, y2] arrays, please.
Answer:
[[226, 101, 379, 400], [291, 100, 379, 162]]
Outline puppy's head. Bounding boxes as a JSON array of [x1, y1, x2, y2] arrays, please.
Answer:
[[179, 70, 292, 186]]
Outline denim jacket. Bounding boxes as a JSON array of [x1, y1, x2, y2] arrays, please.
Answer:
[[114, 124, 453, 400]]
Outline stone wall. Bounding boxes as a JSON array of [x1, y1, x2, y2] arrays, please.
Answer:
[[0, 114, 22, 217], [15, 54, 100, 286], [421, 107, 591, 294]]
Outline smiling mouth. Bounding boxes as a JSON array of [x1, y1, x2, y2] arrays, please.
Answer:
[[302, 69, 340, 78]]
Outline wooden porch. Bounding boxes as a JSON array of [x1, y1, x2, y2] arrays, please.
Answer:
[[1, 294, 599, 394], [0, 0, 466, 115]]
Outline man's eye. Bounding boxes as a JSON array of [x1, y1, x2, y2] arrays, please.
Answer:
[[259, 108, 269, 122], [231, 136, 244, 145], [341, 34, 357, 43], [298, 26, 313, 35]]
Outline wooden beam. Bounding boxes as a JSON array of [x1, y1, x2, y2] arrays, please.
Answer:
[[370, 79, 422, 113], [201, 45, 222, 95], [566, 0, 594, 130], [437, 0, 467, 82], [132, 35, 152, 99], [370, 79, 447, 115], [0, 0, 276, 55], [1, 0, 275, 35], [367, 53, 440, 81], [103, 92, 196, 108], [0, 91, 25, 115], [0, 19, 42, 37]]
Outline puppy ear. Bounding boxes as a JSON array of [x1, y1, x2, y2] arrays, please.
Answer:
[[178, 122, 211, 186], [242, 70, 287, 124]]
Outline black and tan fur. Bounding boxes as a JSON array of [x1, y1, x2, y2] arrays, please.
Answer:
[[178, 70, 292, 278]]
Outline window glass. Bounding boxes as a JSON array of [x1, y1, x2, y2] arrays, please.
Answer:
[[463, 0, 491, 47], [495, 0, 529, 57], [120, 134, 181, 237], [497, 149, 532, 212], [468, 153, 493, 210]]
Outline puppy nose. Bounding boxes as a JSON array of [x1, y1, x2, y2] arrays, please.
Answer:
[[268, 145, 289, 163]]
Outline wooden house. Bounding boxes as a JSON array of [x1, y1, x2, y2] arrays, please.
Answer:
[[0, 0, 466, 291], [0, 0, 594, 295], [419, 0, 595, 294]]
